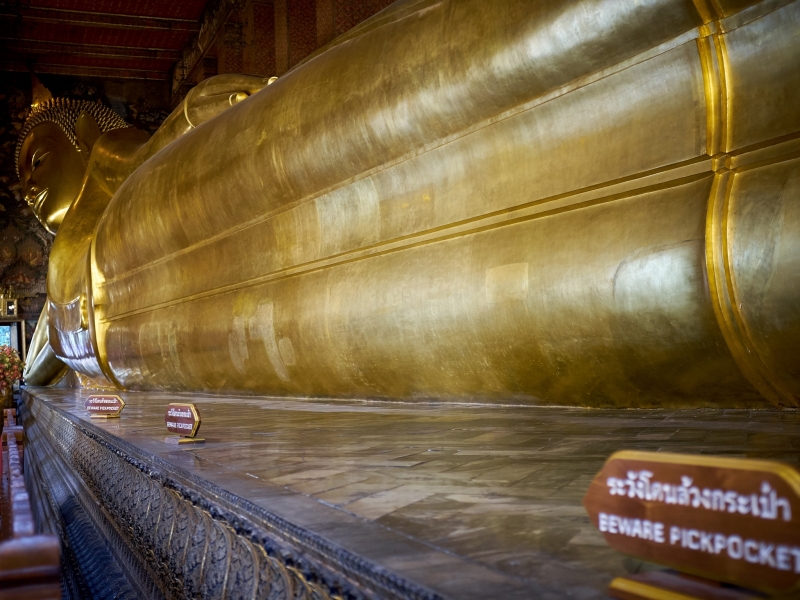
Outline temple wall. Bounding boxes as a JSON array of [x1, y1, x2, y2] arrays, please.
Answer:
[[191, 0, 401, 89]]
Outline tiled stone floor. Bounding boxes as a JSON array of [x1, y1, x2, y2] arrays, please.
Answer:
[[25, 389, 800, 598]]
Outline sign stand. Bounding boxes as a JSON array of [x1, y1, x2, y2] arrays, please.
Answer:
[[84, 395, 125, 419], [584, 451, 800, 599], [164, 437, 205, 445], [164, 403, 204, 445], [608, 570, 764, 600]]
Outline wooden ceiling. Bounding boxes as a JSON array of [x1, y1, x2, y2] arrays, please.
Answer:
[[0, 0, 210, 81]]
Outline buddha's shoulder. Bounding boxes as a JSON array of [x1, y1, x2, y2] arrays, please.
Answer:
[[88, 128, 151, 194]]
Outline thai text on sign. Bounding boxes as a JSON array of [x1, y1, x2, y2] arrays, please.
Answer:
[[583, 450, 800, 594], [84, 395, 125, 418], [165, 403, 201, 437]]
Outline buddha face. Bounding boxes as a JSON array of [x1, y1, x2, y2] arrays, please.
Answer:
[[17, 122, 86, 235]]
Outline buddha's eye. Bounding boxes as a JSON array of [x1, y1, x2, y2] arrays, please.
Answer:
[[31, 149, 49, 171]]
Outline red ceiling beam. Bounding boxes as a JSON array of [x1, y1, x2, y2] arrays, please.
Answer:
[[0, 37, 181, 60], [0, 6, 200, 32], [0, 59, 168, 81]]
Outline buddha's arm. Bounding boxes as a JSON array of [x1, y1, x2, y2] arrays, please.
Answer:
[[41, 75, 272, 387], [45, 76, 273, 305], [135, 75, 273, 164], [23, 309, 67, 386]]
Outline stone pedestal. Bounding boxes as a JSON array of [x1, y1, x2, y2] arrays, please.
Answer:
[[19, 388, 799, 599], [21, 390, 441, 599]]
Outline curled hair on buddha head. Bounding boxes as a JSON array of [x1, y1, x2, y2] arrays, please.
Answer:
[[15, 97, 129, 179]]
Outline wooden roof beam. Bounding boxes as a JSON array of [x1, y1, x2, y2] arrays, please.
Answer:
[[0, 6, 200, 32], [0, 60, 169, 81], [0, 37, 181, 60]]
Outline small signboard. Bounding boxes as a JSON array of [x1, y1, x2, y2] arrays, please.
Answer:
[[84, 395, 125, 418], [584, 450, 800, 594], [164, 403, 203, 444]]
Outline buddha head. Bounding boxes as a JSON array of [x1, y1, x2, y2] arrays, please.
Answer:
[[16, 97, 128, 235]]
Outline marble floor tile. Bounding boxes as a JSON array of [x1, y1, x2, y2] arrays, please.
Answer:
[[343, 486, 436, 519], [314, 481, 402, 505], [289, 471, 372, 495]]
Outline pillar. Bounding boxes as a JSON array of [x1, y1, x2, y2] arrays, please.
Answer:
[[243, 0, 276, 76]]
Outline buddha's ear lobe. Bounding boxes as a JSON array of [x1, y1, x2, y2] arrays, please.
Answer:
[[75, 111, 102, 155]]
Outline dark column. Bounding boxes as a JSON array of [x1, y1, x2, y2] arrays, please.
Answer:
[[334, 0, 394, 38], [243, 0, 276, 76], [189, 55, 218, 85], [287, 0, 317, 68], [275, 0, 395, 76], [316, 0, 335, 48], [218, 17, 245, 74], [274, 0, 289, 74]]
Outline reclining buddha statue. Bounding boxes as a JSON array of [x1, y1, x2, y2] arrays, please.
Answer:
[[18, 0, 800, 408]]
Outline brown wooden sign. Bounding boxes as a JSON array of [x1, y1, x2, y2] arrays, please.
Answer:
[[584, 451, 800, 594], [84, 395, 125, 418], [165, 403, 201, 437]]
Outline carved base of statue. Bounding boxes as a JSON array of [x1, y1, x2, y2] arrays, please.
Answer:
[[21, 387, 800, 598]]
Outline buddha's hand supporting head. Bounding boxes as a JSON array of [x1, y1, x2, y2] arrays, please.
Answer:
[[183, 74, 275, 129], [16, 98, 128, 235]]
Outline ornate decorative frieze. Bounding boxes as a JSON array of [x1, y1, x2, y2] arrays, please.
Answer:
[[20, 391, 441, 600]]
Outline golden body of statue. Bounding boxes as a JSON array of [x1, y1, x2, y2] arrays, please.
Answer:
[[18, 0, 800, 408]]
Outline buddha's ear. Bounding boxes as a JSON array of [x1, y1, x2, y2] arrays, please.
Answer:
[[75, 111, 102, 155]]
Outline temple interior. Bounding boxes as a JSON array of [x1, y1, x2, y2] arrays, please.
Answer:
[[0, 0, 798, 598]]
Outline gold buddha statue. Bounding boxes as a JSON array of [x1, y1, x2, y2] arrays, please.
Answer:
[[19, 0, 800, 408], [20, 75, 272, 387]]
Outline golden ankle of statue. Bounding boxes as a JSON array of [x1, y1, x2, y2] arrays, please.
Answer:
[[19, 0, 800, 409]]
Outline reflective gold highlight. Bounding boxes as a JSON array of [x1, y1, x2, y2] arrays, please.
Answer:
[[21, 0, 800, 408]]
